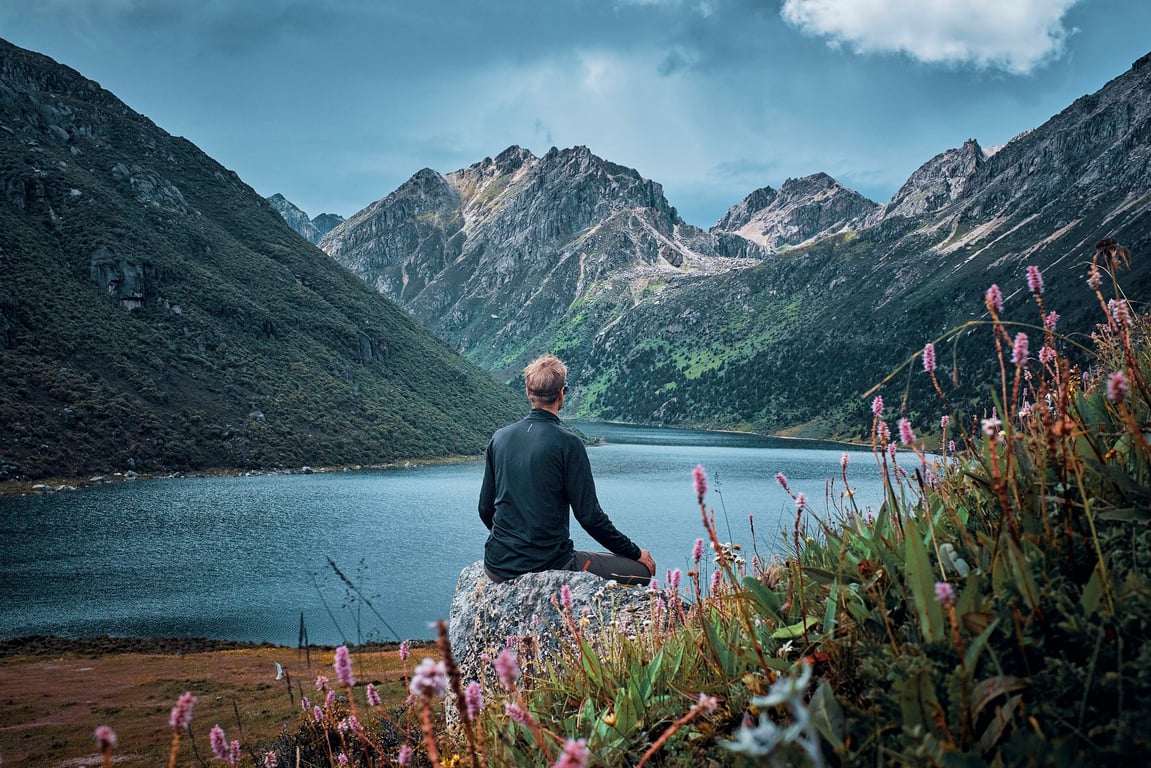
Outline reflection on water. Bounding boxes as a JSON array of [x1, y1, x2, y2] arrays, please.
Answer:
[[0, 422, 888, 645]]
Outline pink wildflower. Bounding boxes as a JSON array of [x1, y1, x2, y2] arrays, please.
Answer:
[[334, 645, 355, 688], [697, 693, 719, 714], [399, 640, 411, 662], [986, 284, 1003, 313], [692, 464, 707, 502], [230, 740, 241, 766], [1044, 311, 1059, 330], [363, 683, 379, 707], [338, 754, 349, 766], [692, 538, 703, 563], [169, 691, 196, 730], [300, 695, 310, 712], [1039, 346, 1056, 364], [1108, 371, 1129, 401], [981, 416, 1002, 436], [872, 395, 883, 416], [505, 702, 529, 724], [94, 725, 117, 751], [1088, 266, 1103, 289], [465, 681, 484, 720], [940, 415, 949, 429], [1026, 265, 1044, 294], [312, 705, 323, 723], [560, 584, 572, 612], [264, 751, 278, 768], [795, 492, 807, 513], [841, 452, 848, 470], [935, 582, 956, 607], [553, 738, 590, 768], [887, 442, 897, 460], [409, 658, 448, 697], [877, 421, 890, 445], [922, 343, 936, 372], [1109, 299, 1131, 328], [668, 568, 682, 591], [494, 649, 519, 690], [949, 440, 956, 452], [326, 690, 335, 708], [774, 472, 789, 491], [898, 417, 915, 446], [398, 745, 413, 767], [1011, 332, 1029, 366], [210, 725, 228, 761], [710, 570, 721, 593], [315, 675, 329, 691]]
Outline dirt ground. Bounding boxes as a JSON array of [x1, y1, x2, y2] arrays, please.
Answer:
[[0, 636, 422, 767]]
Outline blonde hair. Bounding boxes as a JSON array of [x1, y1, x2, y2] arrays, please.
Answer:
[[524, 354, 567, 406]]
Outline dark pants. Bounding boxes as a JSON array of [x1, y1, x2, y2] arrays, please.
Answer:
[[485, 551, 651, 586], [564, 551, 651, 585]]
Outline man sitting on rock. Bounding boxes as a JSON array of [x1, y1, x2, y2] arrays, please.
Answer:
[[478, 354, 655, 585]]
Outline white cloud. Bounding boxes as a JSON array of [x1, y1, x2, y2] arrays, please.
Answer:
[[780, 0, 1083, 74]]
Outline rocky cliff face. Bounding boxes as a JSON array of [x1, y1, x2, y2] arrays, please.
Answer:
[[0, 37, 520, 480], [266, 193, 344, 244], [872, 139, 986, 222], [321, 144, 772, 372], [712, 172, 879, 251]]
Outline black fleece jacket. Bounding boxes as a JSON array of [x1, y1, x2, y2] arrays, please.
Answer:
[[478, 409, 641, 580]]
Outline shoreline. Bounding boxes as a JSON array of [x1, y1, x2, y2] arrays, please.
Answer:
[[0, 453, 483, 498], [0, 634, 425, 658]]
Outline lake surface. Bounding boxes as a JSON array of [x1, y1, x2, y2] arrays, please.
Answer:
[[0, 422, 886, 646]]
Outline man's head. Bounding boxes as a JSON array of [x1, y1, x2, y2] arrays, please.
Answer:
[[524, 354, 567, 409]]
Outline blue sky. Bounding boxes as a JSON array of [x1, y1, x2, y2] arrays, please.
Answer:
[[3, 0, 1150, 228]]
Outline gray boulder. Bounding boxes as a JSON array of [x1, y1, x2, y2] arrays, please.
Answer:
[[446, 560, 661, 708]]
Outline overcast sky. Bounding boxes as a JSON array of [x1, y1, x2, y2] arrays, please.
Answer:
[[3, 0, 1150, 227]]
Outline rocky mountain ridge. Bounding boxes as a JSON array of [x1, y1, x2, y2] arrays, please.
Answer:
[[318, 144, 774, 371], [0, 37, 520, 480], [317, 50, 1151, 436], [266, 193, 343, 244], [713, 172, 879, 251]]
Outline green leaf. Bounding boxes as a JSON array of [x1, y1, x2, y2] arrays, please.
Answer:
[[740, 576, 782, 622], [823, 581, 839, 635], [971, 676, 1026, 720], [904, 515, 945, 643], [771, 615, 820, 639], [808, 680, 846, 751], [899, 669, 942, 736], [964, 617, 1001, 671], [1082, 562, 1104, 615]]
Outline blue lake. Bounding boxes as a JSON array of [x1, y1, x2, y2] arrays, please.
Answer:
[[0, 422, 886, 646]]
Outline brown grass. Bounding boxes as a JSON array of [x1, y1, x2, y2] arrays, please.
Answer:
[[0, 638, 425, 767]]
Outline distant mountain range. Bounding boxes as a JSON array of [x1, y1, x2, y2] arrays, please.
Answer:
[[266, 193, 343, 245], [273, 51, 1150, 438], [0, 37, 521, 482]]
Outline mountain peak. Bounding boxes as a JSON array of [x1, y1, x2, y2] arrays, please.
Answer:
[[879, 139, 986, 220], [713, 173, 877, 251]]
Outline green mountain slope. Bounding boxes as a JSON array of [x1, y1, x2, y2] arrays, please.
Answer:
[[0, 38, 521, 481]]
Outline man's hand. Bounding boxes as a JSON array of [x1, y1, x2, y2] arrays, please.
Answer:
[[638, 548, 656, 576]]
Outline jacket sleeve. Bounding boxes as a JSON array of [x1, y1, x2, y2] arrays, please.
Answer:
[[564, 439, 641, 560], [478, 440, 496, 531]]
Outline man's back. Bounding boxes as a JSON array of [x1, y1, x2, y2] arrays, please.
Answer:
[[479, 409, 639, 581]]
